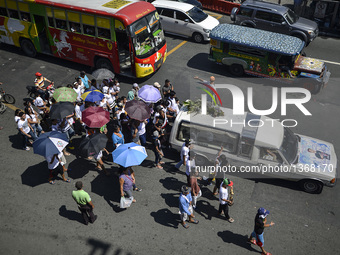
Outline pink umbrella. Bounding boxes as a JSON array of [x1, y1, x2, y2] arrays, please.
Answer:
[[82, 106, 110, 128]]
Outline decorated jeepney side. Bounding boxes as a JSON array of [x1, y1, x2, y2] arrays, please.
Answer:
[[208, 24, 330, 94]]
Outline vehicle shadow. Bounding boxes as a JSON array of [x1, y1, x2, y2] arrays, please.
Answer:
[[217, 230, 258, 252], [58, 205, 84, 224], [150, 208, 179, 228]]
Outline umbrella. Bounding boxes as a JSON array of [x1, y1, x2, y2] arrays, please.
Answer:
[[49, 102, 75, 120], [81, 89, 104, 102], [92, 68, 115, 81], [125, 100, 152, 121], [78, 133, 108, 157], [138, 85, 162, 103], [112, 142, 148, 167], [53, 87, 78, 102], [33, 131, 69, 157], [82, 106, 110, 128]]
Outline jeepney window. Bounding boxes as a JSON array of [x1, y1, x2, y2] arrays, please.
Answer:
[[55, 9, 67, 30], [18, 2, 30, 21], [97, 17, 111, 40], [7, 0, 18, 19], [82, 14, 95, 36], [255, 10, 272, 22], [260, 148, 283, 163], [239, 7, 253, 17], [46, 7, 54, 27], [0, 8, 7, 17], [231, 45, 265, 58], [268, 53, 278, 66], [68, 12, 81, 33], [8, 9, 19, 19], [223, 42, 229, 53], [20, 12, 30, 22]]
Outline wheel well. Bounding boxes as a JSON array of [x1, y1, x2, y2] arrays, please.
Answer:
[[291, 32, 307, 42], [94, 56, 114, 71]]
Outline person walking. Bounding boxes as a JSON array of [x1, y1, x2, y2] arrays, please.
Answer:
[[79, 71, 91, 90], [119, 168, 137, 203], [175, 139, 191, 169], [179, 185, 199, 229], [218, 178, 234, 223], [72, 181, 97, 225], [190, 169, 202, 209], [152, 130, 164, 169], [46, 152, 70, 184], [213, 146, 228, 195], [248, 207, 274, 255]]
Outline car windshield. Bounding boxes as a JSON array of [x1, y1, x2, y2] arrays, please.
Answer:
[[284, 9, 299, 25], [280, 127, 298, 164], [129, 12, 165, 58], [186, 6, 207, 23]]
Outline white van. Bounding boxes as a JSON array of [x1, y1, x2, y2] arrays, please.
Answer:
[[169, 106, 337, 193], [152, 1, 219, 43]]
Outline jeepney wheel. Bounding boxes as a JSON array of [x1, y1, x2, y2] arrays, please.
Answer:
[[303, 82, 321, 95], [193, 32, 204, 43], [20, 38, 37, 57], [95, 58, 114, 72], [229, 64, 244, 76], [299, 179, 323, 194]]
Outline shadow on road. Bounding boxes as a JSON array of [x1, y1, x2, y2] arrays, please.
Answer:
[[160, 193, 179, 208], [150, 208, 179, 229], [217, 230, 258, 253], [87, 238, 134, 255], [159, 177, 186, 192], [194, 200, 217, 221], [59, 205, 84, 224], [21, 161, 48, 187], [9, 134, 25, 150]]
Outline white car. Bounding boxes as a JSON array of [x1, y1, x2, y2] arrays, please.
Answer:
[[152, 0, 219, 43]]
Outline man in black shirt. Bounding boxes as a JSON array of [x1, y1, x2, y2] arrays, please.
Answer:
[[248, 207, 275, 255]]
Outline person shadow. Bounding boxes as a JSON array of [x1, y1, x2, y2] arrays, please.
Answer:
[[217, 230, 258, 252], [159, 177, 186, 192], [58, 205, 84, 224], [150, 208, 179, 229], [194, 200, 218, 221]]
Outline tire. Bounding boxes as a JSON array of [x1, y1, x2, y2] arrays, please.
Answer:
[[299, 179, 323, 194], [3, 94, 15, 104], [192, 32, 204, 43], [195, 155, 209, 166], [229, 64, 244, 76], [95, 58, 114, 72], [20, 39, 37, 57]]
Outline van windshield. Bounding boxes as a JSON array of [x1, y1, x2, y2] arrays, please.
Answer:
[[284, 9, 299, 25], [280, 127, 298, 164], [186, 7, 208, 23]]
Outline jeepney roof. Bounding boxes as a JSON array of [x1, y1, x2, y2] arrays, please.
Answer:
[[178, 106, 284, 149], [35, 0, 156, 25], [210, 24, 304, 56]]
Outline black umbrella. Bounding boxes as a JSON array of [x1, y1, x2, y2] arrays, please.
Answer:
[[78, 133, 108, 158], [49, 102, 75, 120], [125, 100, 152, 121]]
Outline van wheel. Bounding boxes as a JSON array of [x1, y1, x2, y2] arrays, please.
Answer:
[[229, 64, 244, 76], [193, 32, 204, 43], [20, 39, 37, 57], [95, 58, 114, 72], [299, 179, 323, 194], [195, 155, 209, 166]]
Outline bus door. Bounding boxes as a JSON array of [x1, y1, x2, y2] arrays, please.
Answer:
[[33, 15, 51, 54], [115, 20, 132, 75]]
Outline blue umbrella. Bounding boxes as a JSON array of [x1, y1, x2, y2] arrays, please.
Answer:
[[33, 131, 69, 157], [138, 85, 162, 103], [81, 89, 104, 102], [112, 142, 148, 167]]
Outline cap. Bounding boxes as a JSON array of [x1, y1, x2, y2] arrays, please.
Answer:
[[258, 207, 270, 218], [223, 178, 233, 187], [185, 139, 191, 146], [153, 130, 159, 138], [35, 72, 42, 77], [133, 83, 139, 88], [181, 185, 191, 194], [153, 82, 161, 88]]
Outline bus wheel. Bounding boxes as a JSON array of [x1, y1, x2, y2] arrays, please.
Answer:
[[229, 64, 244, 76], [299, 179, 323, 194], [193, 32, 204, 43], [20, 39, 37, 57], [95, 58, 114, 72]]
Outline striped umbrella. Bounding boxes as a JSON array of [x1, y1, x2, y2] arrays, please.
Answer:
[[53, 87, 78, 102], [81, 89, 104, 102]]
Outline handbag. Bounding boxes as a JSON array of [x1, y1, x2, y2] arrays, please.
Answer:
[[120, 196, 134, 208]]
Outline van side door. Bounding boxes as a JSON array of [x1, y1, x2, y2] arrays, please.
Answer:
[[157, 8, 175, 33], [174, 11, 194, 37]]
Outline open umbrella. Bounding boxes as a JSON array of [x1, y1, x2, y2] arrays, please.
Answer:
[[112, 142, 147, 167], [81, 89, 104, 102], [92, 68, 115, 81], [82, 106, 110, 128], [33, 131, 68, 157], [53, 87, 78, 102], [49, 102, 75, 120], [125, 100, 152, 121], [138, 85, 162, 103], [78, 133, 108, 157]]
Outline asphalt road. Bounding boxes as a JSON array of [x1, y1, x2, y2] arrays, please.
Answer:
[[0, 12, 340, 255]]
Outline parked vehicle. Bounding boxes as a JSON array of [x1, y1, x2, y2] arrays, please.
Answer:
[[169, 106, 337, 194], [230, 0, 319, 45], [0, 84, 15, 104], [208, 24, 330, 94], [154, 0, 203, 9], [152, 0, 219, 42]]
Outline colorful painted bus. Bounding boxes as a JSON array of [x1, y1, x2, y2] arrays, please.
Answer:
[[0, 0, 167, 78]]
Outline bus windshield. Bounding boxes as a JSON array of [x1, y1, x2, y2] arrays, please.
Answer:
[[129, 12, 165, 58], [280, 127, 298, 164]]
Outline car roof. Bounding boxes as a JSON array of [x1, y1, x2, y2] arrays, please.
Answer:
[[210, 24, 304, 56], [242, 0, 288, 14], [152, 0, 195, 12]]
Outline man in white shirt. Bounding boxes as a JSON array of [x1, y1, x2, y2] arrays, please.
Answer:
[[167, 91, 179, 116], [218, 178, 234, 223], [33, 95, 48, 115], [46, 152, 70, 184], [73, 82, 82, 102], [175, 139, 191, 169], [137, 120, 147, 147], [17, 112, 37, 150]]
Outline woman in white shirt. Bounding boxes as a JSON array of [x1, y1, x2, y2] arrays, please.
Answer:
[[25, 106, 44, 137]]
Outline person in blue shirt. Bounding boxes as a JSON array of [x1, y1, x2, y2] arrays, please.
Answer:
[[79, 71, 91, 90], [179, 185, 199, 228]]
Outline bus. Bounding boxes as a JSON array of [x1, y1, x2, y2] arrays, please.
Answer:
[[0, 0, 167, 78]]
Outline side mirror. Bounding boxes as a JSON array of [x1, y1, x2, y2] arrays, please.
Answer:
[[281, 21, 287, 25], [184, 19, 189, 23], [230, 7, 238, 22]]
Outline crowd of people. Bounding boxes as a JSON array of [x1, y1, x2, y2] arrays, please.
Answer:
[[12, 71, 274, 254]]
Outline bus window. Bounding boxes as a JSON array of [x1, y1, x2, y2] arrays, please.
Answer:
[[82, 14, 95, 36], [46, 7, 54, 27], [0, 7, 7, 17], [20, 12, 30, 22], [68, 12, 81, 33], [54, 9, 67, 30], [8, 9, 19, 19], [18, 2, 30, 21], [97, 17, 111, 40], [84, 25, 95, 36], [56, 20, 67, 30]]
